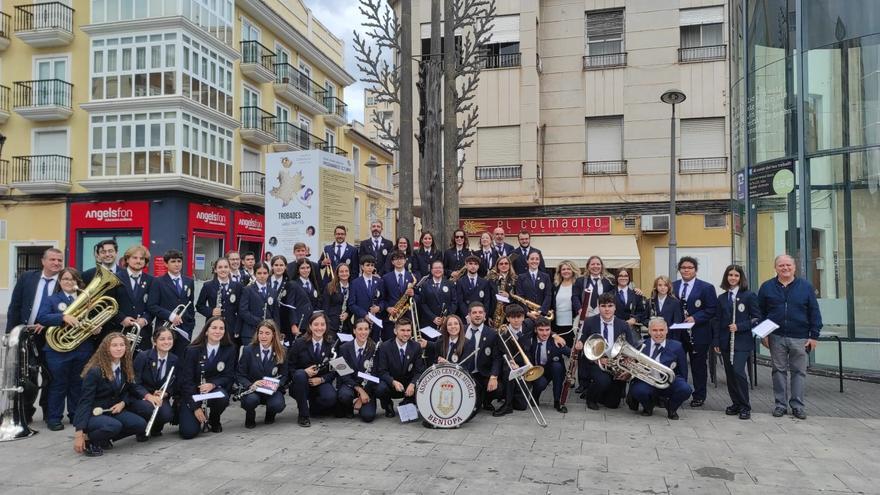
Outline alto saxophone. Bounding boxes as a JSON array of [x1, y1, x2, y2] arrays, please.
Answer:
[[491, 271, 510, 329], [509, 293, 555, 321], [389, 278, 415, 322]]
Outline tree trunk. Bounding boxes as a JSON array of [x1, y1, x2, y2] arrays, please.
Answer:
[[441, 0, 458, 250], [398, 0, 414, 240], [418, 0, 444, 239]]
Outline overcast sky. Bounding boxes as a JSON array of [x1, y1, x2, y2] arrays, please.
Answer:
[[301, 0, 371, 124]]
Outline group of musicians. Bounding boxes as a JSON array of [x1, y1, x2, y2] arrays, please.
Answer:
[[6, 221, 763, 457]]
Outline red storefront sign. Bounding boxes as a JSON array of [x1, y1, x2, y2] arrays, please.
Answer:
[[68, 201, 151, 268], [233, 211, 264, 237], [460, 216, 611, 235], [189, 203, 230, 231]]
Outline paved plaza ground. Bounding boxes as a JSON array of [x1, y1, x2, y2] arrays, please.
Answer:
[[2, 364, 879, 495]]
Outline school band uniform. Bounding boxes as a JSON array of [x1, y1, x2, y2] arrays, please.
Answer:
[[359, 236, 395, 275], [383, 268, 417, 338], [463, 321, 502, 412], [336, 339, 378, 422], [578, 314, 639, 408], [230, 269, 251, 287], [615, 287, 647, 329], [112, 270, 155, 350], [291, 276, 322, 314], [147, 273, 195, 357], [455, 273, 496, 321], [713, 288, 760, 418], [443, 247, 469, 278], [349, 274, 387, 342], [236, 344, 288, 425], [514, 270, 553, 316], [426, 336, 469, 366], [36, 291, 92, 429], [510, 246, 546, 275], [178, 342, 236, 439], [238, 282, 279, 345], [643, 295, 685, 342], [74, 366, 147, 452], [274, 279, 312, 344], [671, 277, 718, 405], [287, 336, 338, 423], [628, 337, 693, 419], [322, 284, 353, 334], [285, 259, 322, 289], [475, 249, 498, 278], [494, 322, 534, 414], [81, 264, 122, 286], [382, 254, 415, 277], [374, 338, 426, 415], [195, 280, 243, 345], [492, 242, 515, 260], [415, 276, 457, 330], [571, 275, 615, 317], [522, 331, 571, 410], [130, 349, 178, 436], [412, 247, 440, 280], [323, 242, 360, 280]]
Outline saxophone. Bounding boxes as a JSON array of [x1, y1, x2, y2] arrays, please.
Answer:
[[388, 275, 416, 322], [509, 293, 555, 321], [490, 271, 510, 329]]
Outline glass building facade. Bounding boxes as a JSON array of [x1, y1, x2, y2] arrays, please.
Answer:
[[730, 0, 880, 371]]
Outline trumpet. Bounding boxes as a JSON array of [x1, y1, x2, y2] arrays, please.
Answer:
[[168, 302, 190, 327], [123, 322, 142, 358], [449, 265, 468, 282], [319, 251, 336, 283], [496, 325, 547, 427], [509, 293, 554, 321]]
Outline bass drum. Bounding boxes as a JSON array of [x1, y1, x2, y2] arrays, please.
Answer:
[[415, 362, 477, 428]]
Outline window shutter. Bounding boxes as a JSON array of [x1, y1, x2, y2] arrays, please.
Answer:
[[490, 15, 520, 43], [681, 118, 725, 158], [586, 10, 624, 39], [420, 22, 463, 38], [586, 117, 623, 161], [478, 126, 520, 165], [242, 148, 261, 171], [680, 6, 723, 26]]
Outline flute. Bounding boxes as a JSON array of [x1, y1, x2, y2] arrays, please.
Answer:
[[729, 294, 737, 364], [145, 366, 175, 437]]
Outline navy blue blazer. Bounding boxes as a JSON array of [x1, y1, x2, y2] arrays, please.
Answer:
[[510, 246, 546, 275], [571, 276, 615, 316], [132, 349, 178, 398], [415, 278, 457, 328], [291, 277, 322, 311], [74, 367, 138, 430], [642, 295, 684, 329], [455, 275, 495, 319], [672, 278, 718, 345], [713, 290, 760, 352], [7, 271, 56, 331], [349, 275, 386, 320], [614, 287, 646, 323], [427, 338, 469, 365], [337, 340, 378, 388], [321, 285, 351, 333], [359, 236, 395, 273], [178, 344, 236, 410], [238, 283, 278, 342], [579, 315, 639, 347], [147, 274, 195, 335], [285, 259, 322, 290], [36, 291, 77, 328], [382, 270, 417, 314], [463, 324, 502, 377], [195, 279, 242, 336], [229, 269, 251, 287], [286, 337, 338, 384], [323, 243, 359, 279], [381, 255, 414, 277], [411, 248, 440, 280], [112, 271, 154, 325], [275, 280, 312, 336], [375, 339, 425, 385], [236, 344, 289, 391], [641, 337, 689, 381], [514, 271, 553, 315], [492, 242, 516, 259], [521, 333, 570, 368], [442, 248, 469, 277], [475, 249, 498, 278]]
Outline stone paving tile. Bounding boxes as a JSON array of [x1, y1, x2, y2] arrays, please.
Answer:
[[666, 477, 733, 495], [578, 470, 669, 493], [551, 453, 607, 472], [384, 455, 450, 476], [454, 478, 549, 495], [744, 467, 851, 492], [520, 465, 580, 486], [315, 467, 407, 491], [206, 479, 288, 495], [834, 473, 880, 494], [394, 473, 462, 495]]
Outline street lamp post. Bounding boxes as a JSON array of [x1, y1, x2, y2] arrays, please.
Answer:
[[661, 89, 686, 278]]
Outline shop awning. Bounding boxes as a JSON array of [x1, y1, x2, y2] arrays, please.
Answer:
[[537, 235, 641, 269]]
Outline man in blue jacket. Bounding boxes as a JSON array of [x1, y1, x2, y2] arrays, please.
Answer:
[[758, 254, 822, 420]]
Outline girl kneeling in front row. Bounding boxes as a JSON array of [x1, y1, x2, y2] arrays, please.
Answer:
[[73, 333, 147, 457], [130, 326, 178, 437], [237, 319, 288, 428], [178, 316, 235, 439]]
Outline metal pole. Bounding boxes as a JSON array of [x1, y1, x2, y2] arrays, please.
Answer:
[[668, 103, 677, 278]]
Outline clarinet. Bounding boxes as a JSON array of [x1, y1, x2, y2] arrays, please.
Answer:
[[361, 340, 379, 388], [199, 356, 210, 432], [729, 294, 737, 364], [340, 285, 350, 328], [215, 282, 224, 316]]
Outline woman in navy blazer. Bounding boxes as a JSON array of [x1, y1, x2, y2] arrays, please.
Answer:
[[713, 265, 761, 419], [322, 263, 354, 334], [291, 258, 322, 311], [642, 275, 684, 342], [382, 236, 414, 275], [129, 326, 178, 436], [73, 332, 146, 457], [37, 268, 90, 430], [237, 319, 288, 428], [178, 316, 235, 439], [287, 312, 339, 427], [195, 258, 242, 346], [238, 263, 277, 345], [412, 231, 441, 280]]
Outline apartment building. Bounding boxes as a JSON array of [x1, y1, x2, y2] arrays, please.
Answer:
[[0, 0, 355, 306], [405, 0, 733, 287], [343, 119, 395, 242]]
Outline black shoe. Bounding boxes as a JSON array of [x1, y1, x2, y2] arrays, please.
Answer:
[[47, 422, 64, 431], [100, 440, 114, 450], [298, 416, 311, 427], [626, 396, 639, 412], [725, 405, 740, 416], [245, 411, 256, 429], [690, 399, 704, 408], [579, 392, 588, 400], [136, 434, 149, 442], [482, 403, 496, 412], [792, 409, 807, 420], [150, 429, 163, 437], [421, 420, 435, 429], [210, 421, 222, 433], [554, 402, 567, 414], [586, 401, 599, 411], [772, 407, 786, 417], [668, 410, 680, 420], [641, 406, 654, 417], [384, 408, 396, 418], [739, 410, 751, 420], [265, 412, 276, 425], [84, 442, 103, 457], [492, 407, 512, 417]]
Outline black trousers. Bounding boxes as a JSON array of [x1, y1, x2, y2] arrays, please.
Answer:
[[722, 348, 751, 411]]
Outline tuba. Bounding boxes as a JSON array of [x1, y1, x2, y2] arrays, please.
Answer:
[[0, 325, 39, 441], [45, 265, 121, 352], [583, 334, 676, 389]]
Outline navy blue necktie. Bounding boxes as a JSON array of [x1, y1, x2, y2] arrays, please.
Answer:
[[261, 286, 267, 298], [356, 348, 364, 367], [399, 348, 406, 367], [398, 273, 404, 292], [174, 278, 182, 296], [131, 275, 140, 293], [208, 348, 216, 363], [157, 358, 165, 381], [114, 367, 122, 388], [273, 280, 279, 292], [41, 277, 52, 301], [262, 350, 270, 364], [652, 345, 663, 359], [314, 342, 321, 357], [603, 323, 610, 343]]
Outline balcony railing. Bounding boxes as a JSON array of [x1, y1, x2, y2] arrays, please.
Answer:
[[475, 165, 522, 181], [0, 159, 8, 186], [241, 40, 276, 71], [0, 85, 9, 113], [322, 145, 348, 157], [11, 154, 71, 184], [478, 52, 521, 69], [323, 96, 347, 122], [13, 79, 72, 109], [275, 122, 325, 150], [679, 157, 728, 174], [240, 171, 265, 196], [583, 52, 627, 70], [0, 11, 10, 40], [240, 106, 275, 134], [14, 2, 73, 34], [583, 160, 627, 176], [678, 44, 727, 63], [274, 63, 326, 105]]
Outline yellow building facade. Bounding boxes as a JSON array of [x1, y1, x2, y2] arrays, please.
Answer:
[[342, 120, 395, 243]]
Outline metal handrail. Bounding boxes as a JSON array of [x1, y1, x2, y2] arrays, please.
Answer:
[[13, 2, 73, 33], [13, 79, 72, 108], [240, 106, 275, 134], [273, 63, 326, 104], [240, 40, 276, 72], [11, 154, 71, 183]]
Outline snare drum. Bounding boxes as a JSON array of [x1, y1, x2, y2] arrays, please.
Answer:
[[415, 363, 478, 428]]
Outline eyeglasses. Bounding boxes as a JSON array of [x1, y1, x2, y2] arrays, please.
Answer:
[[454, 235, 465, 239], [498, 262, 509, 265], [60, 277, 76, 282]]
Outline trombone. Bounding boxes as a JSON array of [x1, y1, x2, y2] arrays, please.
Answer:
[[496, 325, 548, 427]]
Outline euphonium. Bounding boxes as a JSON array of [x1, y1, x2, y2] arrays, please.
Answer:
[[509, 293, 555, 321], [45, 265, 121, 352], [583, 334, 675, 389]]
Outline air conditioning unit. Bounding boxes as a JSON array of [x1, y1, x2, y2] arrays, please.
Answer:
[[641, 214, 670, 233]]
